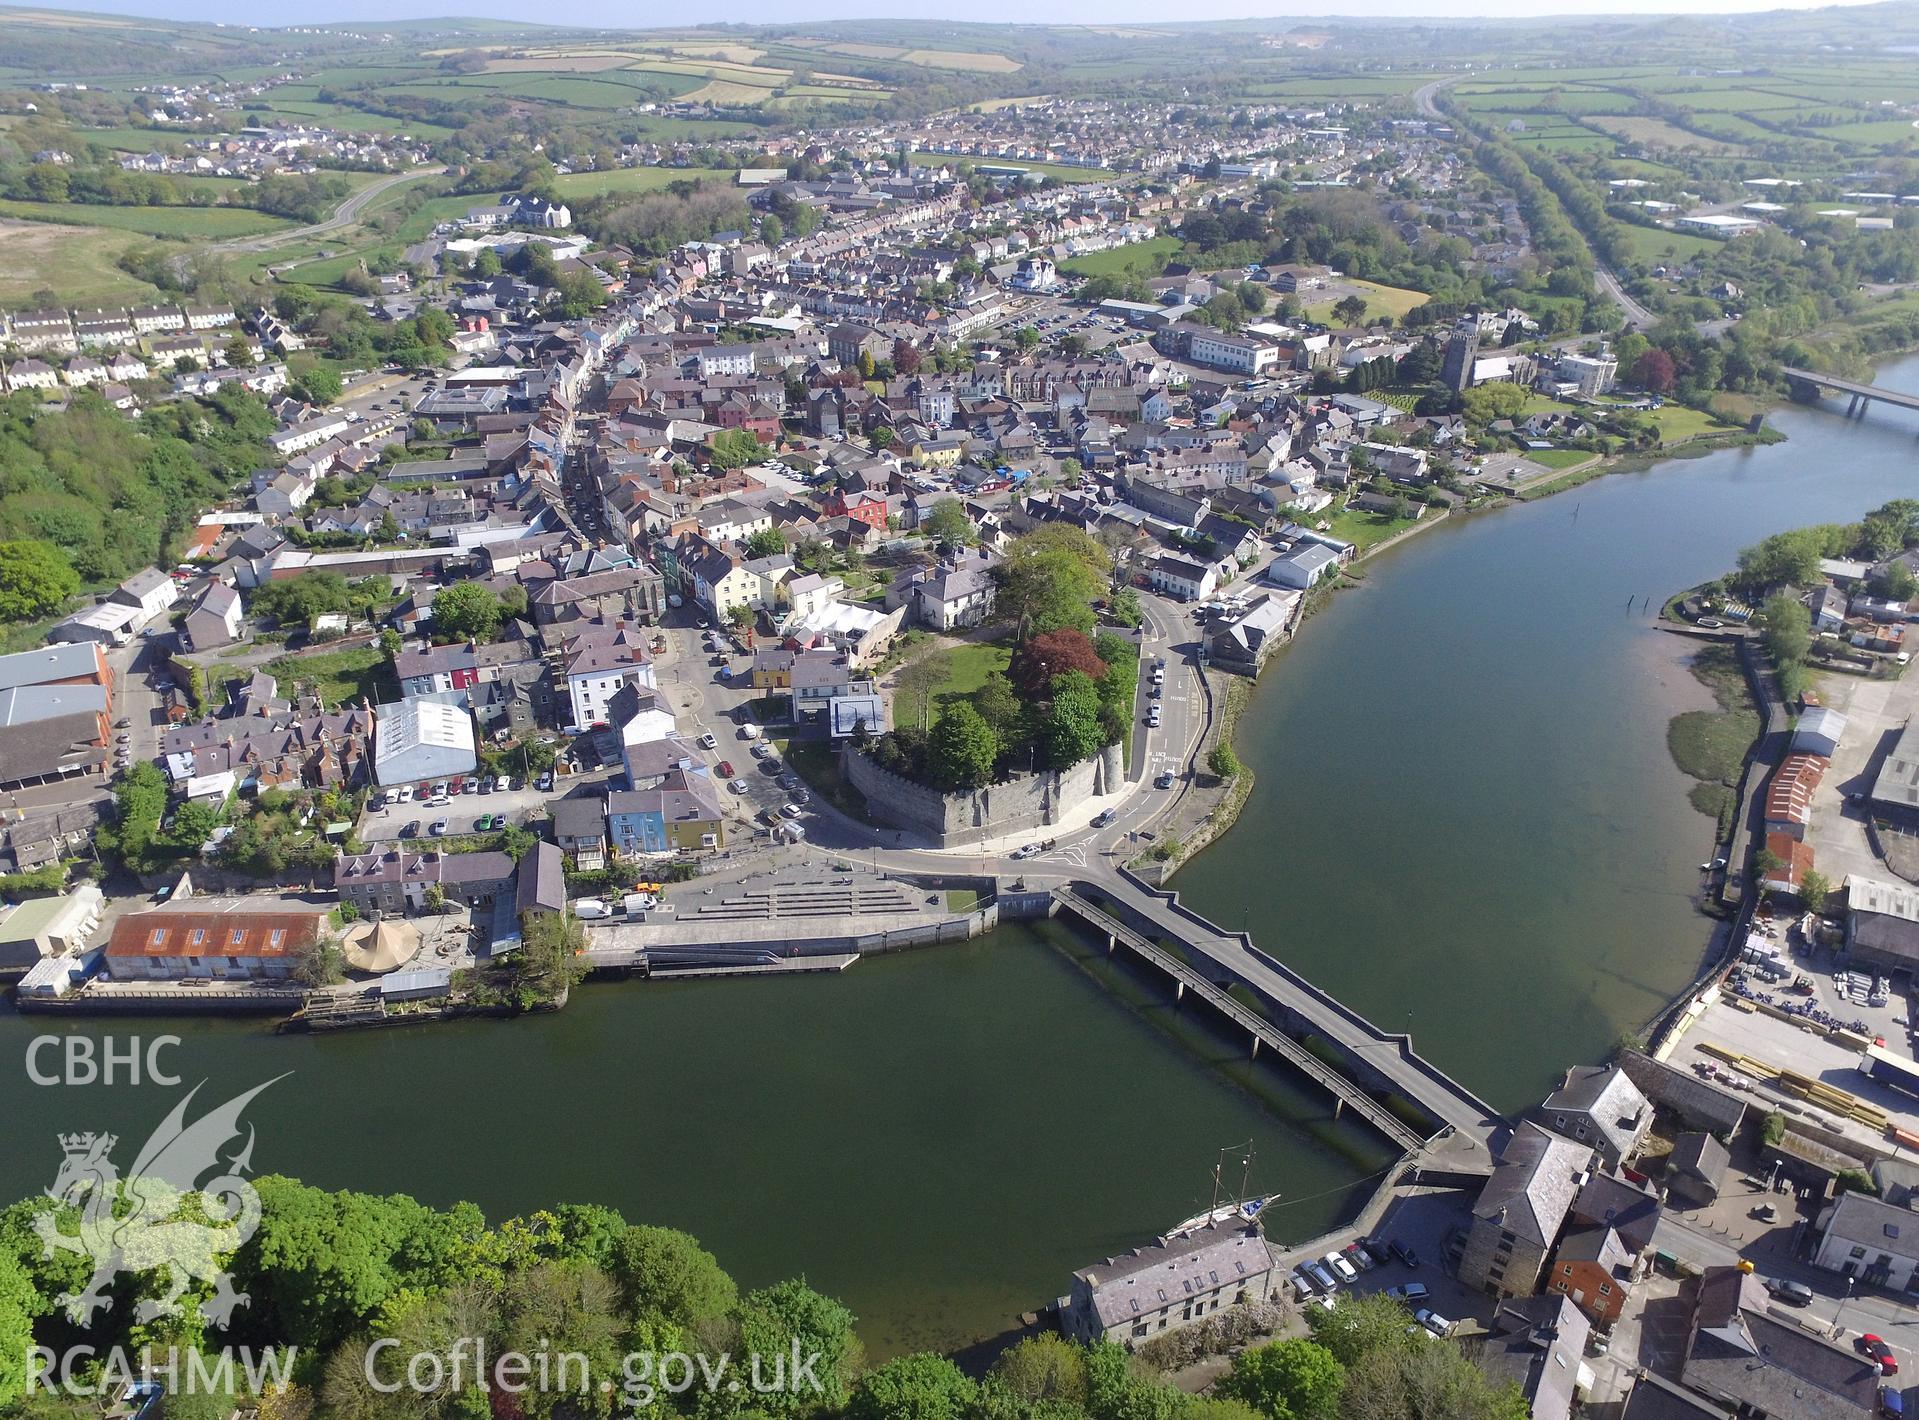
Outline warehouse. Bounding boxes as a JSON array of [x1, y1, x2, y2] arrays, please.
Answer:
[[372, 700, 477, 788]]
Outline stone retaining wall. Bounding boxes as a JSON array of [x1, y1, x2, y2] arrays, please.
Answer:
[[842, 745, 1116, 848]]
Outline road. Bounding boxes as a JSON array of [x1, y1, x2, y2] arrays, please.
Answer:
[[217, 165, 446, 254], [1597, 263, 1657, 331], [1413, 74, 1466, 119]]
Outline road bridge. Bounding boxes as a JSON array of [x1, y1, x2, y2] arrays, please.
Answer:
[[1782, 367, 1919, 416], [1053, 882, 1502, 1156]]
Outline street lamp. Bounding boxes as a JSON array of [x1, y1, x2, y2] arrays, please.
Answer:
[[1833, 1275, 1855, 1339]]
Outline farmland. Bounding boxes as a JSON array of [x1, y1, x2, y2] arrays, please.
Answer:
[[0, 219, 162, 305], [0, 198, 292, 239]]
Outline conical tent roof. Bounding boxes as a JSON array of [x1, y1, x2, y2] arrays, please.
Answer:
[[340, 919, 422, 974]]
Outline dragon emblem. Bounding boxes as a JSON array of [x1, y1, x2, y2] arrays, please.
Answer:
[[34, 1076, 286, 1327]]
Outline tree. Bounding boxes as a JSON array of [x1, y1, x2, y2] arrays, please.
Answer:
[[1331, 295, 1369, 326], [710, 428, 768, 470], [294, 361, 342, 403], [1303, 1294, 1418, 1368], [923, 499, 974, 548], [223, 334, 255, 369], [996, 528, 1112, 638], [727, 603, 754, 630], [0, 539, 80, 624], [1632, 347, 1677, 393], [1219, 1339, 1344, 1420], [894, 650, 953, 731], [1010, 628, 1108, 699], [1043, 670, 1105, 768], [972, 673, 1022, 740], [760, 213, 785, 244], [1759, 592, 1812, 699], [1340, 1339, 1528, 1420], [1800, 868, 1832, 913], [927, 703, 999, 790], [989, 1336, 1089, 1407], [609, 1224, 737, 1330], [1884, 561, 1918, 602], [745, 526, 787, 558], [848, 1355, 976, 1420], [1015, 325, 1042, 351], [1110, 586, 1142, 628], [432, 582, 504, 643], [1208, 743, 1240, 779], [0, 1247, 33, 1409], [733, 1280, 859, 1420]]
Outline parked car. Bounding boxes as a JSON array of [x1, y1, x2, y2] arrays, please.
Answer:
[[477, 778, 493, 794], [1292, 1264, 1324, 1297], [1360, 1238, 1393, 1267], [1343, 1243, 1375, 1272], [430, 819, 449, 836], [1390, 1240, 1421, 1268], [699, 733, 719, 749], [729, 779, 749, 794], [779, 803, 802, 819], [1859, 1336, 1899, 1376], [1767, 1279, 1815, 1307], [1386, 1283, 1430, 1304], [1883, 1384, 1905, 1420], [1415, 1309, 1454, 1339], [717, 760, 735, 777], [447, 778, 463, 796], [399, 820, 421, 839], [475, 815, 491, 832], [1325, 1251, 1358, 1284], [1304, 1261, 1339, 1292], [463, 776, 479, 794]]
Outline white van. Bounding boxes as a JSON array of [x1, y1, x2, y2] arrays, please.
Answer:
[[573, 898, 611, 920], [741, 724, 763, 740]]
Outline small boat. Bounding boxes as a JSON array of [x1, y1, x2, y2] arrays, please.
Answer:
[[1168, 1196, 1272, 1236]]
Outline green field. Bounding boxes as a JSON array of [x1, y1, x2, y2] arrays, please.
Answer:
[[0, 198, 291, 238], [550, 166, 735, 199], [1059, 236, 1182, 280], [1301, 279, 1431, 324], [0, 221, 160, 305], [264, 645, 396, 708], [1612, 223, 1723, 265]]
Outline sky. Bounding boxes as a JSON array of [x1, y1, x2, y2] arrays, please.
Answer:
[[9, 0, 1897, 25]]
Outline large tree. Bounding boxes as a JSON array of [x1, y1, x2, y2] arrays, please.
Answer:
[[609, 1224, 737, 1331], [1010, 629, 1109, 700], [927, 702, 999, 789], [847, 1354, 976, 1420], [1043, 670, 1105, 768], [432, 582, 504, 643], [995, 527, 1112, 639], [922, 499, 974, 548], [1219, 1338, 1344, 1420], [0, 539, 79, 624]]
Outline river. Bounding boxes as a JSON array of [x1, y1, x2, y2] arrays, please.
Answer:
[[6, 359, 1919, 1356], [1180, 352, 1919, 1112]]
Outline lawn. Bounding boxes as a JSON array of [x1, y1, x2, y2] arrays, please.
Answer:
[[1060, 235, 1182, 281], [1325, 505, 1425, 553], [1528, 447, 1598, 470], [264, 645, 396, 709], [1301, 279, 1430, 324], [929, 640, 1012, 711], [0, 198, 291, 239]]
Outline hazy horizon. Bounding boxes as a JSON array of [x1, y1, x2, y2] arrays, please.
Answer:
[[0, 0, 1895, 28]]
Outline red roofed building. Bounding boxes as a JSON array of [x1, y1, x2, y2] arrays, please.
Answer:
[[103, 898, 326, 981], [1763, 753, 1827, 842], [820, 488, 889, 531], [1758, 832, 1816, 896]]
